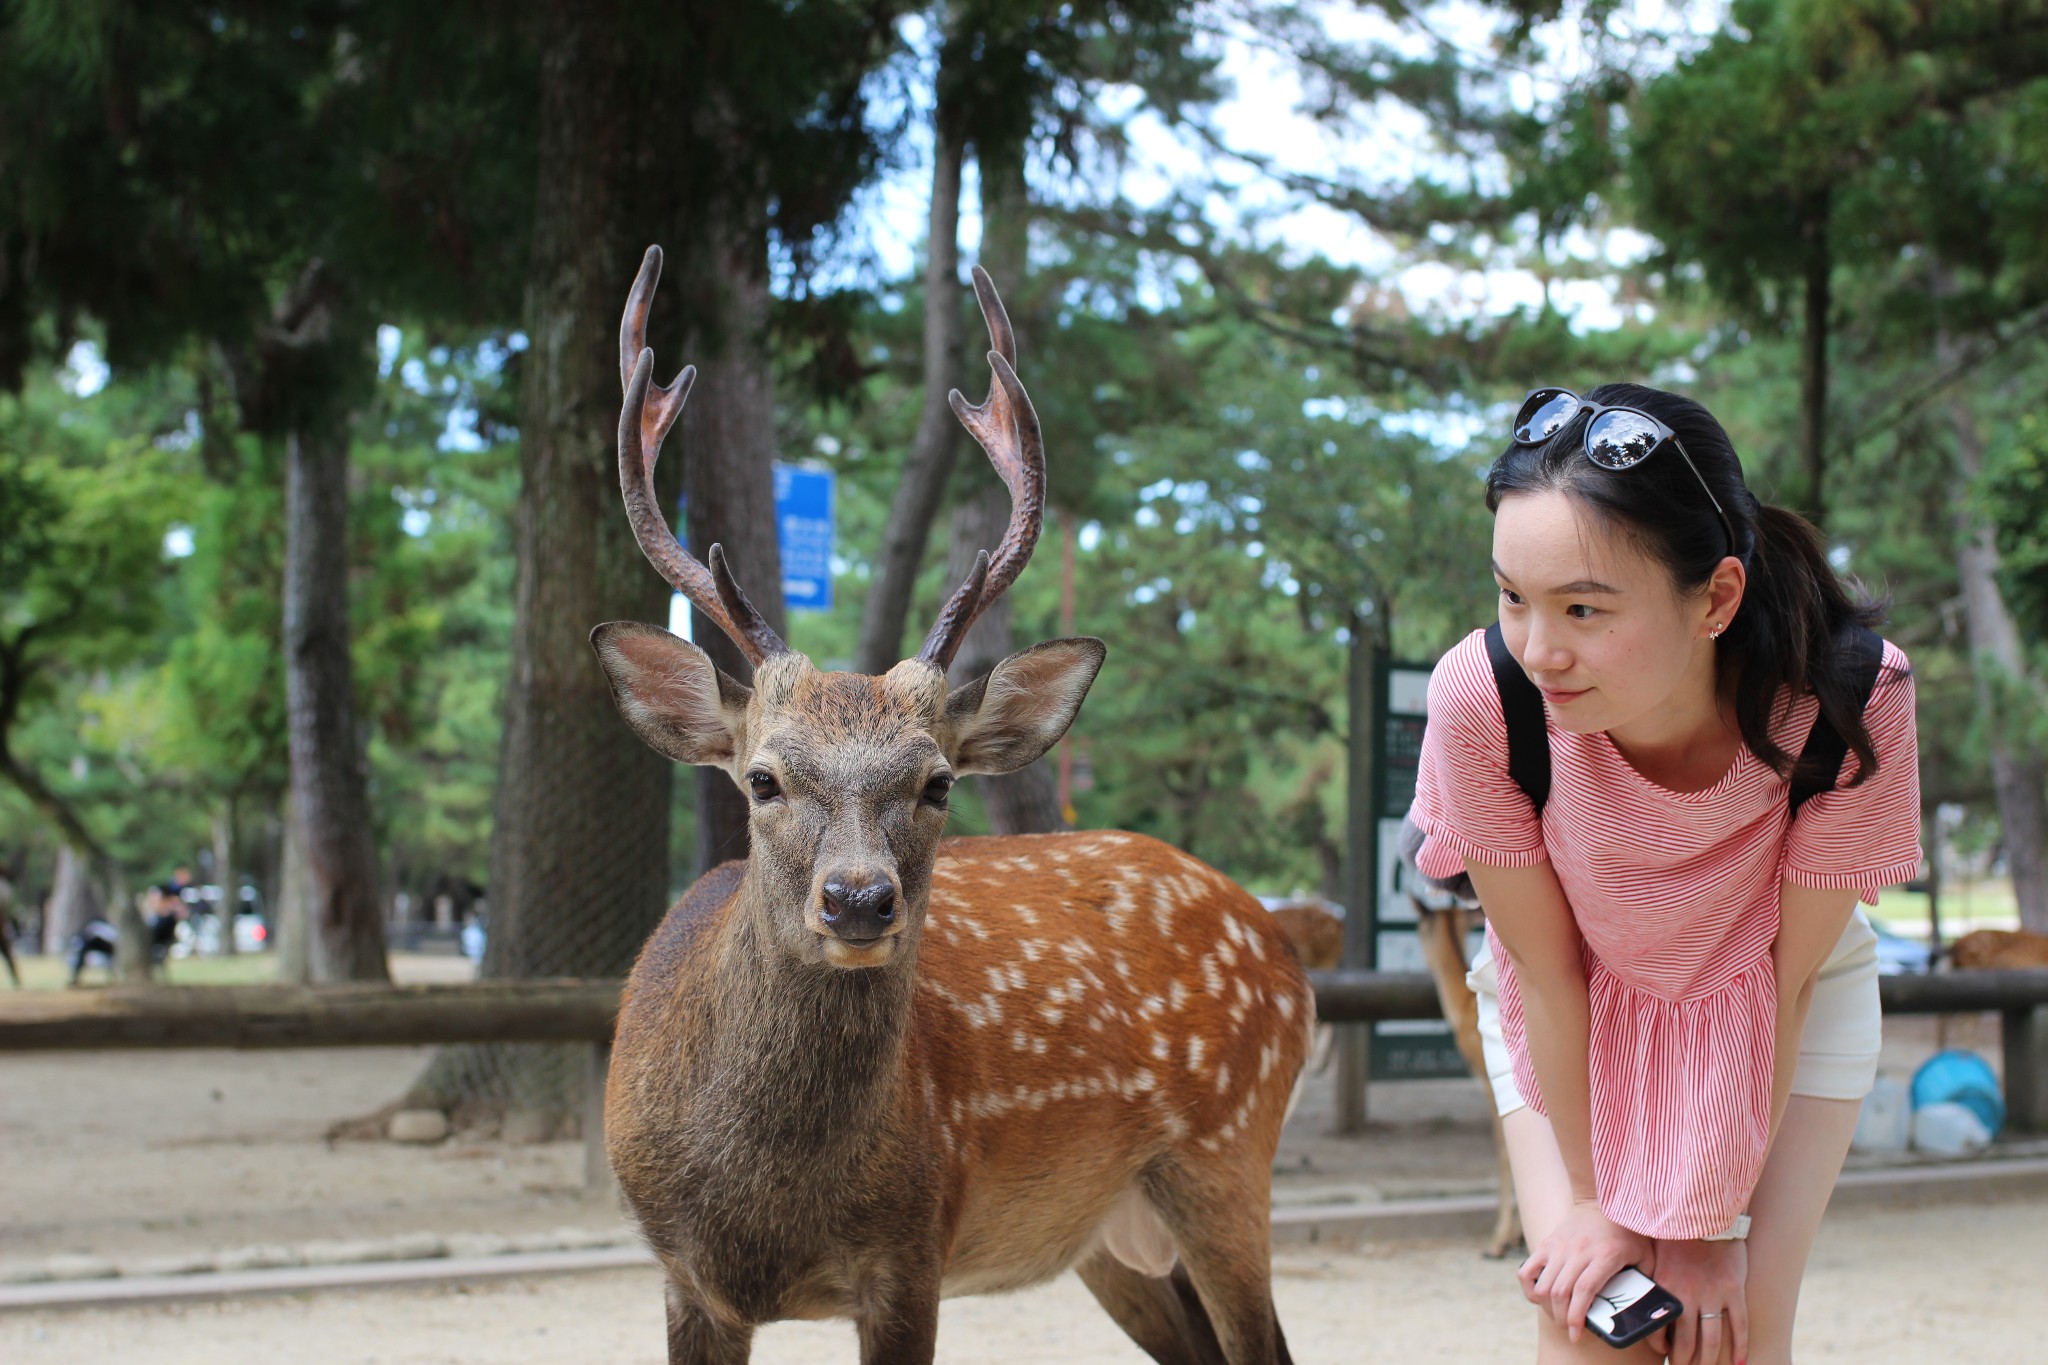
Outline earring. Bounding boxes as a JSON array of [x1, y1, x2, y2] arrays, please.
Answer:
[[1709, 623, 1725, 639]]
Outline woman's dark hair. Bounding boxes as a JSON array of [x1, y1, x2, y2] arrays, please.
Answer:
[[1485, 383, 1893, 786]]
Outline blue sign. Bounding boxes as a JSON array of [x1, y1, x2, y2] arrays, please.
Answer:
[[774, 464, 834, 613], [673, 463, 835, 615]]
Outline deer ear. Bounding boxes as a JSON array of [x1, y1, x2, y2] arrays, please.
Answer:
[[942, 638, 1106, 776], [590, 621, 750, 767]]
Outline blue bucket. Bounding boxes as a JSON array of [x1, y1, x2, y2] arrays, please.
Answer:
[[1910, 1050, 2005, 1138]]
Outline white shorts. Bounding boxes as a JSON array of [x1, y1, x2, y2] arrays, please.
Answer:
[[1471, 910, 1882, 1116]]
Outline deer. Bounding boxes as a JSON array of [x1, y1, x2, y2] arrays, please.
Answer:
[[591, 246, 1317, 1365]]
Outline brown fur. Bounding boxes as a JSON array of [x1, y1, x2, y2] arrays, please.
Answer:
[[598, 648, 1311, 1364], [1265, 903, 1342, 972], [1948, 927, 2048, 969]]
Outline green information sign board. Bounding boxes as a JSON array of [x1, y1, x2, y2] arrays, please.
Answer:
[[1369, 655, 1480, 1080]]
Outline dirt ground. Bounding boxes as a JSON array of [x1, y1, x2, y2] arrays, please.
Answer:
[[4, 1197, 2044, 1363], [0, 958, 2037, 1362]]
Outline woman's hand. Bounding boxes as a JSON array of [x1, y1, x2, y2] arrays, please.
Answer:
[[1643, 1237, 1748, 1365], [1517, 1199, 1653, 1344]]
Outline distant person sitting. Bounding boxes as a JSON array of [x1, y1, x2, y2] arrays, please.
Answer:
[[68, 883, 185, 986]]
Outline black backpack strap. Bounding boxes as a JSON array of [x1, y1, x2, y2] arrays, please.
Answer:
[[1484, 621, 1551, 818], [1787, 625, 1884, 820]]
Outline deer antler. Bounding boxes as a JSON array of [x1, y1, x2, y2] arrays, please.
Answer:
[[618, 245, 788, 667], [917, 267, 1046, 670]]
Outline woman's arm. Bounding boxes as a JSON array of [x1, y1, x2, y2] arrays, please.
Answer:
[[1466, 857, 1651, 1343], [1765, 880, 1860, 1150], [1464, 858, 1598, 1199]]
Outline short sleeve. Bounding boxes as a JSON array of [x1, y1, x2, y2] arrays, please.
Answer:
[[1783, 640, 1922, 904], [1408, 630, 1547, 878]]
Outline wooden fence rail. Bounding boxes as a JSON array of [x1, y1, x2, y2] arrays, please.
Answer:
[[3, 970, 2045, 1134]]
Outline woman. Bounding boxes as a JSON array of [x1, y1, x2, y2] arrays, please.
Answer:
[[1409, 385, 1921, 1365]]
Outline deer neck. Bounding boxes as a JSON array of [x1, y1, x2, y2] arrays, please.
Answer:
[[698, 877, 922, 1145]]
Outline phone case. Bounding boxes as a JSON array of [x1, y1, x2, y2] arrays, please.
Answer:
[[1585, 1267, 1683, 1349]]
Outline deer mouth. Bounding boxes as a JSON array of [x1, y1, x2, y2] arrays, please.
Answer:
[[819, 934, 900, 969]]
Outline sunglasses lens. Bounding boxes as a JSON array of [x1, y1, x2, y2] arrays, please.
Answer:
[[1513, 391, 1580, 444], [1586, 410, 1663, 468]]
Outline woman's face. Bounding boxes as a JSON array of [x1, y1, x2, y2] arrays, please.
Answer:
[[1490, 489, 1722, 736]]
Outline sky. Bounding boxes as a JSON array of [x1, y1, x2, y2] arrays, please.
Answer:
[[855, 0, 1724, 334]]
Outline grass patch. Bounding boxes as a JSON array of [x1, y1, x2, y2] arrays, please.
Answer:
[[8, 951, 282, 992]]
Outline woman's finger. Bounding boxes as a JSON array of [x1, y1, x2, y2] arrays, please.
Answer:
[[1671, 1308, 1699, 1365], [1729, 1292, 1750, 1365], [1565, 1257, 1614, 1343], [1699, 1309, 1725, 1365]]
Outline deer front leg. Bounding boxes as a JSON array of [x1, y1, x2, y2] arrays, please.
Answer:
[[854, 1261, 942, 1365], [666, 1280, 753, 1365]]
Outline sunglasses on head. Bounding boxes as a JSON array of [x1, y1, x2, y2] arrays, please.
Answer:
[[1511, 388, 1737, 558]]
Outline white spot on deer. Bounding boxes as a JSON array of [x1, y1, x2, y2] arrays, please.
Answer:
[[1105, 886, 1137, 935], [1020, 939, 1046, 962], [1201, 957, 1225, 996], [1066, 975, 1088, 998], [1258, 1042, 1279, 1081], [961, 1001, 988, 1029], [1012, 1030, 1030, 1051], [1214, 1062, 1232, 1094], [1007, 963, 1027, 990], [1235, 978, 1253, 1006], [987, 966, 1011, 993], [1243, 925, 1267, 961], [1040, 1004, 1065, 1026], [1228, 997, 1248, 1024], [1138, 995, 1165, 1019], [1216, 935, 1239, 968], [1034, 1037, 1048, 1055], [979, 993, 1006, 1023], [1015, 905, 1041, 926], [1274, 990, 1295, 1022], [1222, 914, 1246, 946], [1151, 1033, 1171, 1061], [1169, 979, 1190, 1012], [1186, 1035, 1207, 1071], [957, 916, 991, 940], [1112, 955, 1134, 981], [1046, 983, 1068, 1006], [1089, 1016, 1105, 1033]]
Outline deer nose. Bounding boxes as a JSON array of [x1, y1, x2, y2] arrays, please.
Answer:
[[820, 878, 897, 941]]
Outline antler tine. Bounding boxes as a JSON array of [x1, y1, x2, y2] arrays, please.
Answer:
[[616, 255, 788, 666], [707, 543, 788, 665], [917, 268, 1046, 671], [917, 550, 990, 667]]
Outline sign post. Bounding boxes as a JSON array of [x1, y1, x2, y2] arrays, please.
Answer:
[[671, 463, 835, 637]]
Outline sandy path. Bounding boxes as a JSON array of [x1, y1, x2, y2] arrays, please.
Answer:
[[4, 1195, 2043, 1363]]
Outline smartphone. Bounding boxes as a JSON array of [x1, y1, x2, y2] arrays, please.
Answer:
[[1584, 1266, 1683, 1349]]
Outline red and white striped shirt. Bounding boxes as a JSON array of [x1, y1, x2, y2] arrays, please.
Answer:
[[1409, 628, 1921, 1239]]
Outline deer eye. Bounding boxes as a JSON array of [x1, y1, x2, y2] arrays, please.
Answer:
[[747, 771, 781, 803], [922, 774, 954, 808]]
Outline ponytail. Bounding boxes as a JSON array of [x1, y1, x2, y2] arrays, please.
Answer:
[[1724, 504, 1888, 786], [1486, 383, 1900, 787]]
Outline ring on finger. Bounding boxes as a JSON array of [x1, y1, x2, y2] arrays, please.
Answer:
[[1697, 1310, 1724, 1320]]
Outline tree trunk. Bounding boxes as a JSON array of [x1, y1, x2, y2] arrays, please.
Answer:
[[943, 144, 1060, 837], [680, 203, 787, 878], [275, 789, 313, 984], [1948, 397, 2048, 934], [946, 486, 1064, 836], [1798, 190, 1831, 526], [213, 800, 236, 956], [855, 66, 969, 676], [283, 425, 390, 984], [41, 842, 98, 956], [408, 0, 723, 1131]]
